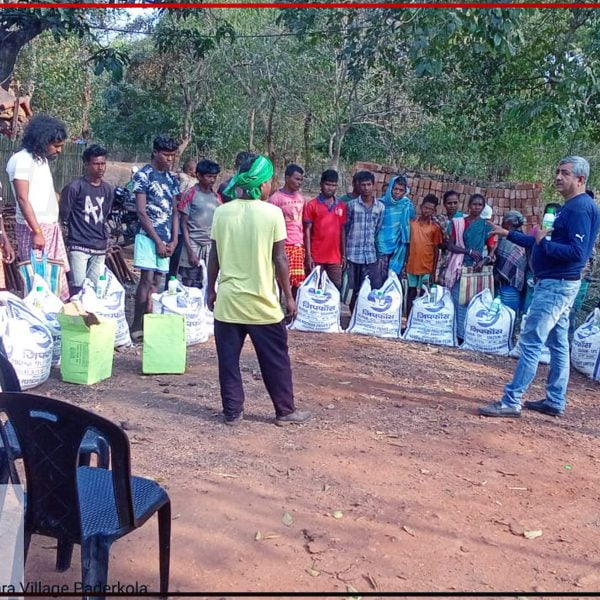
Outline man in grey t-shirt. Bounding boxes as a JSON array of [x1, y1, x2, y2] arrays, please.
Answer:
[[178, 159, 220, 288]]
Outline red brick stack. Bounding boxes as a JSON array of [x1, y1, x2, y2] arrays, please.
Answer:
[[353, 162, 543, 230]]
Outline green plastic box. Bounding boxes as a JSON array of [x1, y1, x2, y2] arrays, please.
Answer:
[[142, 314, 187, 374], [58, 303, 116, 385]]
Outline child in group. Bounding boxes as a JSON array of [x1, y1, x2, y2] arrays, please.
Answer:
[[405, 194, 445, 317]]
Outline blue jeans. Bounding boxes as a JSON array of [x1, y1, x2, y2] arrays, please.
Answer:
[[68, 250, 106, 288], [502, 278, 581, 411]]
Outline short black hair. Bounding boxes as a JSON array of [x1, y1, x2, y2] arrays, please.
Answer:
[[468, 193, 486, 206], [443, 190, 459, 203], [238, 155, 257, 174], [82, 144, 107, 163], [320, 169, 338, 184], [285, 163, 304, 178], [234, 151, 255, 169], [355, 170, 375, 184], [22, 114, 67, 160], [422, 193, 439, 206], [196, 159, 220, 175], [152, 135, 179, 152]]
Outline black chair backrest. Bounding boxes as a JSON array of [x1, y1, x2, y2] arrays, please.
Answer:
[[0, 392, 135, 542], [0, 351, 21, 392]]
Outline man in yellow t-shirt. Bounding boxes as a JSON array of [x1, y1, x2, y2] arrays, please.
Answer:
[[207, 155, 312, 427]]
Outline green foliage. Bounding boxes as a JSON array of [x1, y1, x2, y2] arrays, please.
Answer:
[[0, 6, 128, 88], [13, 32, 91, 136], [8, 6, 600, 190], [280, 6, 600, 185], [91, 47, 130, 81], [90, 43, 180, 151]]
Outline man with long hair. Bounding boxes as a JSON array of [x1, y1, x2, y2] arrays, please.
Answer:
[[6, 114, 70, 299]]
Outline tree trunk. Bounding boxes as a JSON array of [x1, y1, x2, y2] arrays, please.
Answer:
[[81, 67, 92, 140], [331, 124, 349, 171], [328, 131, 336, 161], [248, 107, 255, 151], [0, 25, 44, 91], [178, 135, 193, 164], [266, 96, 276, 160], [303, 112, 312, 170], [177, 85, 194, 167]]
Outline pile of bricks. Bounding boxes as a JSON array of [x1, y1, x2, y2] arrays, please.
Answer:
[[353, 161, 543, 229]]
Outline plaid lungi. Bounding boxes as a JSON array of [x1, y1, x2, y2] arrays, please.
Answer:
[[285, 244, 306, 288], [179, 242, 211, 288], [16, 222, 70, 300]]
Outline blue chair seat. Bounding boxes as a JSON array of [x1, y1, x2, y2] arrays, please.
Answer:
[[78, 467, 169, 538]]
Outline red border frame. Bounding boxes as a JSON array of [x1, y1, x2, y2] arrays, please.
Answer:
[[2, 2, 600, 8]]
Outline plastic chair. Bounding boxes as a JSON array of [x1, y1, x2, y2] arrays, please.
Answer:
[[0, 351, 110, 479], [0, 392, 171, 599]]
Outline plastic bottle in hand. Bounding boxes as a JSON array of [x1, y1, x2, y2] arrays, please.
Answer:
[[168, 276, 178, 296], [96, 274, 108, 299], [541, 208, 556, 241], [33, 285, 44, 309]]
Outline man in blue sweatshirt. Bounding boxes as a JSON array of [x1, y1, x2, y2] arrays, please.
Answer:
[[480, 156, 600, 418]]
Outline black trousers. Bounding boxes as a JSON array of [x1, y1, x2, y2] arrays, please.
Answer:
[[214, 319, 295, 419], [165, 237, 184, 290]]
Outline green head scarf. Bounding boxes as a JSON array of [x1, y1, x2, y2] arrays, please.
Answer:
[[223, 154, 274, 200]]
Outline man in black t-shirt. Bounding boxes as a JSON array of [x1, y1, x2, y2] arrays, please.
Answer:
[[60, 144, 114, 294]]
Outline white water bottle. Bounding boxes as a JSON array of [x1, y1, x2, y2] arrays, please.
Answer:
[[33, 285, 44, 309], [168, 276, 178, 296], [96, 274, 108, 299], [541, 208, 556, 241], [489, 296, 502, 315], [429, 283, 439, 302]]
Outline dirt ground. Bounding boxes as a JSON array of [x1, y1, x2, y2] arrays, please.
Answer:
[[21, 314, 600, 596]]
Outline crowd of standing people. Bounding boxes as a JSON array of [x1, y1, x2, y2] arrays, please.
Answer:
[[1, 114, 599, 425]]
